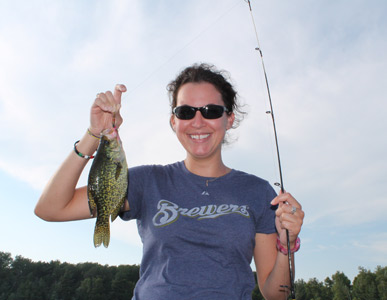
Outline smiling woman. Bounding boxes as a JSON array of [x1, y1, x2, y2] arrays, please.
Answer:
[[35, 63, 304, 300]]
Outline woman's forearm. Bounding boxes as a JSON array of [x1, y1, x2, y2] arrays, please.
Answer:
[[35, 132, 99, 221], [261, 252, 295, 300]]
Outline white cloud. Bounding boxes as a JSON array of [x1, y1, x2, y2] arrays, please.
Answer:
[[352, 232, 387, 265]]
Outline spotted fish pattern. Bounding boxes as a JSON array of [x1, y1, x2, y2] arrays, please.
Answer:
[[87, 128, 128, 248]]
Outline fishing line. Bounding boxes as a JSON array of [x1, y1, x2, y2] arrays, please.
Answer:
[[244, 0, 296, 299]]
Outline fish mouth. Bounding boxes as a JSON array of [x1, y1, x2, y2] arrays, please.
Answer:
[[101, 128, 119, 140]]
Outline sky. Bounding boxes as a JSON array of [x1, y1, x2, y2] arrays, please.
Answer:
[[1, 0, 386, 284]]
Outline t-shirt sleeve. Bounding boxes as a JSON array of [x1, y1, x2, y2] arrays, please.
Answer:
[[255, 182, 277, 234], [119, 165, 150, 221]]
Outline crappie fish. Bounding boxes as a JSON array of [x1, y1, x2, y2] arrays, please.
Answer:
[[87, 128, 128, 248]]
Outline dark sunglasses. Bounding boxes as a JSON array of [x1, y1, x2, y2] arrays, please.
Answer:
[[172, 104, 229, 120]]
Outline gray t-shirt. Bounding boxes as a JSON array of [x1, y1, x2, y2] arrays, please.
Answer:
[[120, 161, 277, 300]]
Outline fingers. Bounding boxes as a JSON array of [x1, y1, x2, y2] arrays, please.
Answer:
[[113, 84, 127, 104], [272, 192, 304, 242], [273, 193, 304, 222], [90, 84, 126, 132], [95, 84, 126, 113], [276, 206, 304, 229], [271, 192, 301, 209], [95, 93, 119, 113], [94, 94, 116, 113]]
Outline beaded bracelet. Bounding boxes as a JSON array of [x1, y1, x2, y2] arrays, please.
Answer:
[[87, 128, 101, 139], [74, 140, 95, 159], [276, 237, 301, 255]]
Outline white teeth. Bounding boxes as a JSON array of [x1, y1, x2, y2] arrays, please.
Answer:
[[190, 134, 210, 140]]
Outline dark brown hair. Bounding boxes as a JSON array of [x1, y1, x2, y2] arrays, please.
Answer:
[[167, 63, 245, 129]]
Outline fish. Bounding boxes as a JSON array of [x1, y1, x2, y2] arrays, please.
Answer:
[[87, 128, 128, 248]]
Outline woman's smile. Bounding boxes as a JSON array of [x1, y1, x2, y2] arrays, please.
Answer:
[[189, 133, 210, 140]]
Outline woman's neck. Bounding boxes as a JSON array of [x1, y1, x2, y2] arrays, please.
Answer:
[[184, 156, 231, 178]]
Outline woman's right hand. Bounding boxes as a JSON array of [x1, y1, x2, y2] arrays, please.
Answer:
[[89, 84, 127, 136]]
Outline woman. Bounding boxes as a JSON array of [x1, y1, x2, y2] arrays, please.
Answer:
[[35, 63, 304, 299]]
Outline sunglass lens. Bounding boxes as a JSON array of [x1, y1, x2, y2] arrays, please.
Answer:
[[203, 105, 225, 119], [175, 106, 195, 120]]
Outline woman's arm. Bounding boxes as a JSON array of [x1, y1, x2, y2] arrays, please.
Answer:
[[254, 233, 295, 300], [35, 84, 128, 221], [254, 192, 304, 300], [35, 133, 99, 221]]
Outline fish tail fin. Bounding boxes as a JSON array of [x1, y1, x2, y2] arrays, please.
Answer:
[[94, 217, 110, 248]]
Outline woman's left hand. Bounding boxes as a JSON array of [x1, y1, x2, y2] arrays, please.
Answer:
[[270, 192, 304, 248]]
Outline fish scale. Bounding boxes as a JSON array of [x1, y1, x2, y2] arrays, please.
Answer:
[[87, 128, 128, 248]]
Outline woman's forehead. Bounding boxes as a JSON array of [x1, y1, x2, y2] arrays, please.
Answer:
[[176, 82, 223, 106]]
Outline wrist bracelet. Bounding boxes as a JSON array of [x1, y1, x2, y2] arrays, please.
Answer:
[[276, 237, 300, 255], [87, 128, 101, 139], [74, 140, 95, 159]]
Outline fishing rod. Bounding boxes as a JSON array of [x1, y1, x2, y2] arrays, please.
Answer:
[[244, 1, 295, 299]]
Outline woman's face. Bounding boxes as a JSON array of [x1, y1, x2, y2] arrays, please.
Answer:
[[170, 82, 235, 161]]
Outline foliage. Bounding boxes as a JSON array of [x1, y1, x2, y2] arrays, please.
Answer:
[[352, 267, 379, 300], [375, 266, 387, 300], [290, 268, 387, 300], [0, 252, 139, 300], [0, 251, 385, 300], [252, 267, 387, 300], [332, 271, 351, 300]]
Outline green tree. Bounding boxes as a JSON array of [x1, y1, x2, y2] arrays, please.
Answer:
[[352, 267, 378, 300], [18, 274, 48, 300], [8, 257, 61, 300], [375, 266, 387, 300], [34, 260, 62, 298], [110, 265, 139, 299], [323, 277, 334, 299], [11, 255, 33, 280], [295, 277, 331, 300], [294, 279, 307, 300], [9, 255, 35, 300], [52, 263, 82, 300], [332, 271, 351, 300], [0, 252, 13, 299], [307, 277, 327, 300], [76, 277, 107, 300], [0, 251, 12, 271], [75, 262, 113, 299]]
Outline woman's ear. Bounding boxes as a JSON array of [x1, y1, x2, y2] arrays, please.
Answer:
[[226, 112, 235, 130], [170, 115, 176, 132]]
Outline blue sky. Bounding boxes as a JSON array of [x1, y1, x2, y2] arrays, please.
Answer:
[[1, 0, 386, 283]]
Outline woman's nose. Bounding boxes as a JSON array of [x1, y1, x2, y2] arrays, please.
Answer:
[[191, 111, 205, 127]]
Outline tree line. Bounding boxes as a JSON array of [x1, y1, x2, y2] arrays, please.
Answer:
[[1, 251, 386, 300], [252, 266, 387, 300]]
